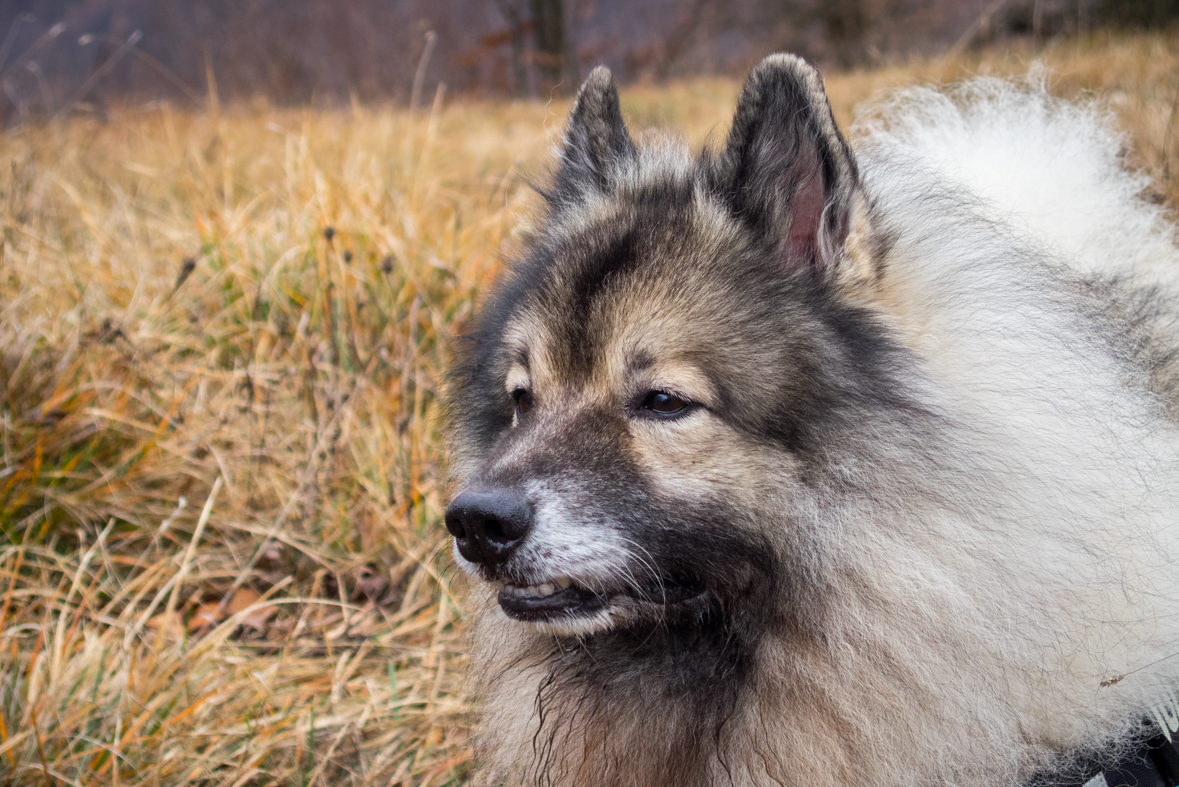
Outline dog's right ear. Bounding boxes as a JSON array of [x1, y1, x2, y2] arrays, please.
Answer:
[[712, 54, 861, 278], [552, 66, 636, 206]]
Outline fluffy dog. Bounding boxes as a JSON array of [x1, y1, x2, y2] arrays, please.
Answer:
[[444, 54, 1179, 787]]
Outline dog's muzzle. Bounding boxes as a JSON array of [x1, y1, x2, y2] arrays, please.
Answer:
[[445, 488, 532, 570]]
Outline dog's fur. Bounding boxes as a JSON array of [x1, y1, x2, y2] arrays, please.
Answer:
[[445, 55, 1179, 787]]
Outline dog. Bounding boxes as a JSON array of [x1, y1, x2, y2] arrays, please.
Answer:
[[443, 54, 1179, 787]]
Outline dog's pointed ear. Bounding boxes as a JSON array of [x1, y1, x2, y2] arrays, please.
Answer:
[[553, 66, 636, 204], [715, 54, 860, 276]]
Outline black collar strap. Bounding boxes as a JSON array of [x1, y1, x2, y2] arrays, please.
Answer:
[[1090, 728, 1179, 787], [1035, 720, 1179, 787]]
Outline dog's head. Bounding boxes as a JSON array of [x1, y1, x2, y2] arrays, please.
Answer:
[[446, 56, 896, 639]]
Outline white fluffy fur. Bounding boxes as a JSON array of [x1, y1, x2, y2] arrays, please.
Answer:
[[856, 71, 1179, 287], [824, 75, 1179, 776]]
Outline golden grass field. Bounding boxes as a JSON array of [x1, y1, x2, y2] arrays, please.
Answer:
[[0, 30, 1176, 787]]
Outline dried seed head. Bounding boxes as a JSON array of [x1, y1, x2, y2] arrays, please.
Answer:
[[174, 256, 197, 290], [323, 226, 336, 242], [343, 250, 353, 263], [380, 255, 394, 275]]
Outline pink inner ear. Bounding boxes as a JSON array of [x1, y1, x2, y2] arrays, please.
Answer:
[[786, 169, 826, 267]]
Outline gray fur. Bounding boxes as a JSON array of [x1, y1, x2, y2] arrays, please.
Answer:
[[553, 66, 636, 202]]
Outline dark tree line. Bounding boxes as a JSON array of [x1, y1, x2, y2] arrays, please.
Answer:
[[0, 0, 1173, 121], [489, 0, 579, 97]]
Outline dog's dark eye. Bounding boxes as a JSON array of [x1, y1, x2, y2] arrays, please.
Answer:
[[641, 390, 689, 417], [512, 388, 533, 417]]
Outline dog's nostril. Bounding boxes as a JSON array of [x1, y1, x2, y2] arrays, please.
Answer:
[[444, 509, 467, 539], [445, 489, 532, 568], [480, 515, 506, 543]]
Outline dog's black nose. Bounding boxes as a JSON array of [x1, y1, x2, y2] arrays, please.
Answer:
[[445, 489, 532, 568]]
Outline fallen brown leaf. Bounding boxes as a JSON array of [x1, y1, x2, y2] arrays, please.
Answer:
[[188, 603, 222, 633]]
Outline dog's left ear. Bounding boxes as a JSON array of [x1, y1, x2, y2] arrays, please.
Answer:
[[714, 54, 860, 276], [553, 66, 636, 207]]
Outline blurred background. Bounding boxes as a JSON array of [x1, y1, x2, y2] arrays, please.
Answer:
[[0, 0, 1176, 123]]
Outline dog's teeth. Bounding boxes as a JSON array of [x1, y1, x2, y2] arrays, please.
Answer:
[[503, 582, 568, 598]]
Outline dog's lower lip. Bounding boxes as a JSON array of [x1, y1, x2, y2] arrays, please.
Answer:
[[496, 577, 706, 622], [498, 582, 604, 620]]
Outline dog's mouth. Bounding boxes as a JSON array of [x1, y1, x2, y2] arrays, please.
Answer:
[[496, 575, 705, 624], [497, 578, 605, 621]]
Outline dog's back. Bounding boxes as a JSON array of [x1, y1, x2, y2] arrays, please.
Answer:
[[854, 77, 1179, 416], [858, 77, 1178, 281]]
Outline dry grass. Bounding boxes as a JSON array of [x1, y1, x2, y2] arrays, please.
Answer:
[[0, 30, 1176, 787]]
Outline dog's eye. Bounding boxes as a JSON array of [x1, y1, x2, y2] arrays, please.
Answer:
[[641, 390, 689, 417], [512, 388, 533, 417]]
